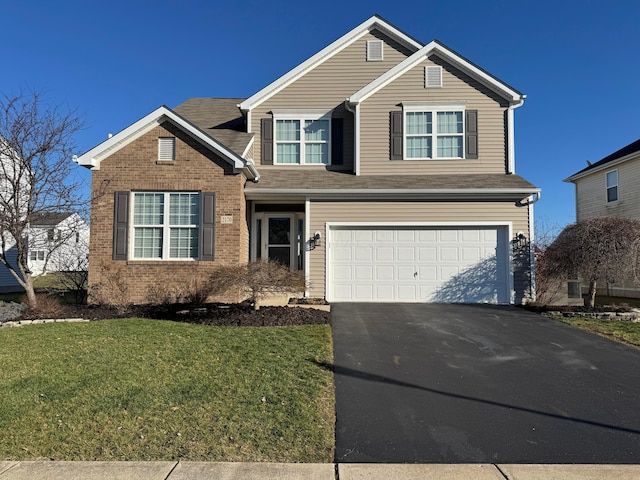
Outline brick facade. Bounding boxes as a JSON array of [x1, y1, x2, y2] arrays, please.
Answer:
[[88, 122, 249, 304]]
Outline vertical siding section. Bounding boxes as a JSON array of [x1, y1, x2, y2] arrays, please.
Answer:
[[575, 155, 640, 221], [308, 201, 531, 302], [251, 30, 414, 169], [360, 55, 509, 175]]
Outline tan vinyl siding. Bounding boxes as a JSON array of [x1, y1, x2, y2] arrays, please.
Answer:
[[575, 155, 640, 221], [251, 30, 414, 168], [360, 55, 509, 175], [308, 201, 531, 302]]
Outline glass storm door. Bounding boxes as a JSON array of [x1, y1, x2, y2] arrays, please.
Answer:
[[266, 215, 293, 267]]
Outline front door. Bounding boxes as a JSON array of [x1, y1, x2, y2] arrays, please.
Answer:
[[266, 215, 293, 267]]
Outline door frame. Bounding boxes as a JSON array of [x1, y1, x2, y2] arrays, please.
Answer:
[[251, 211, 305, 272]]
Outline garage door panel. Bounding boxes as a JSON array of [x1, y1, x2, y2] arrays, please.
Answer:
[[376, 247, 394, 261], [330, 226, 509, 303], [375, 265, 394, 281]]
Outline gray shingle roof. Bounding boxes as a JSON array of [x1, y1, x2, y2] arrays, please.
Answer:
[[245, 169, 537, 193], [30, 212, 73, 226], [569, 137, 640, 178], [173, 98, 253, 155]]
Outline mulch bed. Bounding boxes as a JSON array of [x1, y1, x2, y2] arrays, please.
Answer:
[[20, 302, 331, 327]]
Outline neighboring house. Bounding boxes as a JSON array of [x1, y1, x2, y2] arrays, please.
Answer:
[[27, 212, 89, 276], [565, 137, 640, 298], [75, 15, 540, 305]]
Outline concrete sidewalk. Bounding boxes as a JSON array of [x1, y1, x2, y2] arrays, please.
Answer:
[[1, 461, 640, 479]]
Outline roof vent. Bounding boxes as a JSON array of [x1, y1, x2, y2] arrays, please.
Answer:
[[367, 40, 383, 61], [425, 66, 443, 88]]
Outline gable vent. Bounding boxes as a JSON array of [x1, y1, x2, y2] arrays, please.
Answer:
[[425, 66, 443, 88], [158, 137, 176, 161], [367, 40, 383, 61]]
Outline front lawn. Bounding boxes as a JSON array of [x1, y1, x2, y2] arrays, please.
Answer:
[[0, 319, 334, 462], [556, 316, 640, 348]]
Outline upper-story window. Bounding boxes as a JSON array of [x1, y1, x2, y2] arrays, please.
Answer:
[[132, 192, 200, 260], [274, 113, 331, 165], [606, 170, 618, 203], [404, 105, 465, 160]]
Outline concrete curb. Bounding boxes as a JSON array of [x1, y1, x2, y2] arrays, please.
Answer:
[[1, 462, 640, 480]]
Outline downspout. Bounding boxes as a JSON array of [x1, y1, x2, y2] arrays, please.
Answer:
[[345, 100, 360, 176], [507, 95, 526, 174]]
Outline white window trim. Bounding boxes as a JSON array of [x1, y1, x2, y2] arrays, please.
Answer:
[[606, 169, 618, 203], [130, 191, 200, 261], [273, 111, 332, 165], [403, 104, 465, 160]]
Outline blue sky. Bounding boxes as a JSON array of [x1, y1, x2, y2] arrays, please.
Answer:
[[3, 0, 639, 235]]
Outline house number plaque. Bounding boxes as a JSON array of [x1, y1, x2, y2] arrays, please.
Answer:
[[220, 215, 233, 224]]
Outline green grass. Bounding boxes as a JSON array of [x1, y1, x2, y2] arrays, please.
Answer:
[[0, 319, 334, 462], [556, 316, 640, 348]]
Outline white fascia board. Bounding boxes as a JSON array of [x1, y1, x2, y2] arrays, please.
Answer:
[[75, 106, 259, 181], [238, 16, 423, 112], [348, 42, 523, 106], [245, 187, 541, 200], [564, 153, 639, 183]]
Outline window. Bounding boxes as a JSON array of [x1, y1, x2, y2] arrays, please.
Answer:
[[606, 170, 618, 202], [274, 114, 330, 165], [30, 250, 45, 261], [158, 137, 176, 161], [404, 106, 464, 159], [47, 228, 54, 242], [132, 192, 200, 259]]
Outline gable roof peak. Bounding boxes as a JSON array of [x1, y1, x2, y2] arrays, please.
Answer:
[[238, 15, 424, 113]]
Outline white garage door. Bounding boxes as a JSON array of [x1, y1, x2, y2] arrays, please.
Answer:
[[329, 226, 510, 303]]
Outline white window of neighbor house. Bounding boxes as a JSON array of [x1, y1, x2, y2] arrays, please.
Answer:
[[606, 170, 618, 202], [158, 137, 176, 161]]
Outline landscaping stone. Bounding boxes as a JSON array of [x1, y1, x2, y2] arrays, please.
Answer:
[[0, 301, 27, 323]]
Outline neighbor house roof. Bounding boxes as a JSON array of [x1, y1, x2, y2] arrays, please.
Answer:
[[30, 212, 74, 227], [565, 137, 640, 182], [173, 98, 253, 157], [245, 170, 539, 200]]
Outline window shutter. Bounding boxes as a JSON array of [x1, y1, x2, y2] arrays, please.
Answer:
[[367, 40, 383, 61], [390, 111, 403, 160], [261, 118, 273, 165], [200, 192, 216, 261], [425, 66, 443, 88], [158, 137, 175, 161], [113, 191, 129, 260], [465, 110, 478, 159], [331, 118, 344, 165]]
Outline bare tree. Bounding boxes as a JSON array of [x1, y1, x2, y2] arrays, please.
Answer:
[[0, 92, 84, 306], [540, 216, 640, 308]]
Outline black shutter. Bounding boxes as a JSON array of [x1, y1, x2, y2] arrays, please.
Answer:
[[390, 111, 403, 160], [261, 118, 273, 165], [113, 191, 129, 260], [331, 117, 344, 165], [466, 110, 478, 159], [200, 192, 216, 261]]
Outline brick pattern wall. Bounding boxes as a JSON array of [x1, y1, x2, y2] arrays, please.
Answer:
[[89, 122, 249, 304]]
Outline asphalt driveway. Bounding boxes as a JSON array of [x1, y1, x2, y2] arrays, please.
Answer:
[[331, 303, 640, 463]]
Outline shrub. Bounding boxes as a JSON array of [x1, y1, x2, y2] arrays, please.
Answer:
[[209, 261, 307, 310], [89, 262, 131, 314], [22, 294, 65, 319]]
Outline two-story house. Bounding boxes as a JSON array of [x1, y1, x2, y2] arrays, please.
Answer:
[[75, 15, 539, 305], [565, 137, 640, 298]]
